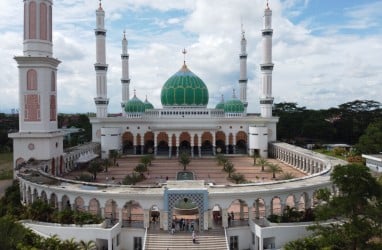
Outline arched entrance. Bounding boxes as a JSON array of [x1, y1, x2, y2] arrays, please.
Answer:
[[157, 132, 169, 156], [122, 132, 134, 154], [179, 140, 191, 155], [236, 131, 247, 154], [165, 190, 207, 232], [172, 197, 200, 232], [215, 131, 226, 154]]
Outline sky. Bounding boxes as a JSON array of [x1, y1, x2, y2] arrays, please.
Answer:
[[1, 0, 382, 114]]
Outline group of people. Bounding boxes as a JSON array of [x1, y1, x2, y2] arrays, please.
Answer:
[[171, 217, 197, 233]]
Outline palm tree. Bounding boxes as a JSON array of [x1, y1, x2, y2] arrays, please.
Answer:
[[280, 172, 296, 180], [140, 154, 153, 168], [109, 149, 119, 166], [62, 238, 80, 250], [79, 240, 97, 250], [179, 152, 191, 171], [230, 172, 246, 184], [267, 163, 283, 179], [252, 149, 258, 166], [87, 159, 104, 180], [223, 161, 236, 178], [257, 158, 268, 172], [103, 158, 111, 172]]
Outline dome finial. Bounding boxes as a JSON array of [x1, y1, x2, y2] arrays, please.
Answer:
[[123, 30, 126, 39], [98, 0, 103, 10], [232, 88, 237, 98], [221, 94, 225, 102], [241, 18, 245, 38], [145, 95, 148, 102], [133, 89, 136, 97], [182, 48, 187, 66]]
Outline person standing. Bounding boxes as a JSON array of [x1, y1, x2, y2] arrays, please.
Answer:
[[192, 230, 196, 243]]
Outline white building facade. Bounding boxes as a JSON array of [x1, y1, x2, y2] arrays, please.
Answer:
[[89, 2, 278, 160]]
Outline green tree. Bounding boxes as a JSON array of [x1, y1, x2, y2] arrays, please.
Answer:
[[87, 159, 104, 180], [109, 150, 119, 166], [280, 172, 296, 180], [134, 163, 147, 174], [288, 164, 382, 249], [179, 152, 191, 171], [215, 154, 228, 166], [267, 163, 282, 179], [140, 154, 153, 168], [79, 240, 97, 250], [103, 158, 111, 173], [223, 160, 236, 178], [62, 238, 80, 250], [230, 172, 246, 184], [257, 158, 268, 172], [355, 120, 382, 154], [0, 216, 34, 249], [27, 199, 54, 222]]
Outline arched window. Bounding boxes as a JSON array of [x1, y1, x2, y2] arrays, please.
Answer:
[[51, 71, 56, 91], [29, 1, 36, 39], [27, 69, 37, 90], [40, 3, 47, 40]]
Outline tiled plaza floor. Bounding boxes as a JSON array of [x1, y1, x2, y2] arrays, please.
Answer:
[[64, 156, 306, 185]]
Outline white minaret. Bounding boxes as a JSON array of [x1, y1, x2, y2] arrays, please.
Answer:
[[94, 1, 109, 118], [10, 0, 64, 175], [121, 31, 130, 110], [260, 1, 274, 118], [239, 26, 248, 113]]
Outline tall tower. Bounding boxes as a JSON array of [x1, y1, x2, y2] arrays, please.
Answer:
[[94, 1, 109, 118], [239, 27, 248, 113], [121, 31, 130, 110], [10, 0, 64, 175], [260, 1, 274, 118]]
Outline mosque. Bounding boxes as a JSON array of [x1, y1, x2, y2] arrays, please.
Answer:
[[90, 1, 278, 160], [9, 1, 345, 250]]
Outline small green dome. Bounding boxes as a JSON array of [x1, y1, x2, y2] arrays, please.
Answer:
[[124, 95, 145, 113], [215, 95, 225, 109], [144, 97, 154, 110], [224, 99, 245, 113], [161, 64, 209, 107]]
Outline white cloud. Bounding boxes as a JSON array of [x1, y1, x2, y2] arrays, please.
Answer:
[[1, 0, 382, 114]]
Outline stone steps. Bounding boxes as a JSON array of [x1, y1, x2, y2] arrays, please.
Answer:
[[145, 230, 227, 250]]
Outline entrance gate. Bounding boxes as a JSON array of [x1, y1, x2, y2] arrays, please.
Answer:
[[164, 189, 208, 232]]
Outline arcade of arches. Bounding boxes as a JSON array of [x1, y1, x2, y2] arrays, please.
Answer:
[[22, 183, 320, 231], [122, 131, 248, 157]]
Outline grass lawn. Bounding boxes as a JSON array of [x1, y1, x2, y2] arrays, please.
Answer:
[[0, 152, 13, 180]]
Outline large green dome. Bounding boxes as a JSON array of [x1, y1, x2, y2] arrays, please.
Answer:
[[224, 98, 245, 113], [124, 95, 146, 113], [161, 64, 209, 107]]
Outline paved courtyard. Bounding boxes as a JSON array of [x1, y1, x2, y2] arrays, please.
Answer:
[[65, 156, 306, 185]]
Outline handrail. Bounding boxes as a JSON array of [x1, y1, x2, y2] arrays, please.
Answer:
[[224, 227, 230, 250], [142, 227, 148, 250]]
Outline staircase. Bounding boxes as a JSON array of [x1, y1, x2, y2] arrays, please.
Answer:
[[145, 229, 228, 250]]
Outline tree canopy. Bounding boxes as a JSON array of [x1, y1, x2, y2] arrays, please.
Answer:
[[285, 164, 382, 250]]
